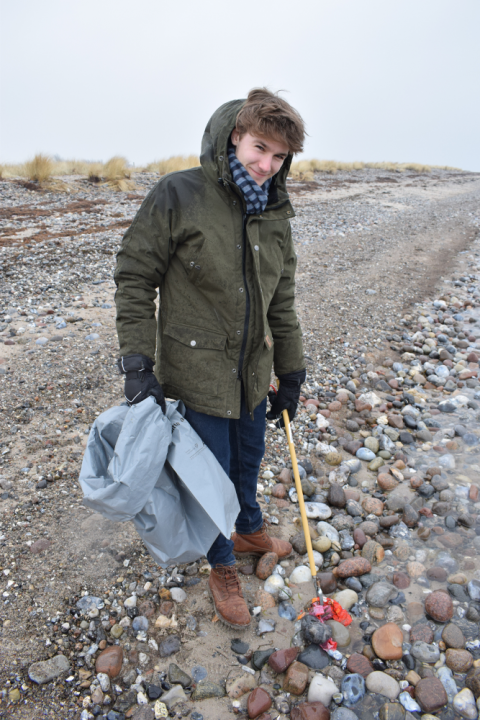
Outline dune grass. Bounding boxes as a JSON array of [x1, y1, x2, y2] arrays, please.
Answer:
[[288, 159, 461, 179], [144, 155, 200, 174], [0, 155, 462, 189]]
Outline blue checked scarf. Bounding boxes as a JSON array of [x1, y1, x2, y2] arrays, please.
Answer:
[[228, 144, 272, 215]]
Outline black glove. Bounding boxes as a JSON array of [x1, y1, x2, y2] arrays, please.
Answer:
[[118, 354, 166, 413], [266, 369, 306, 424]]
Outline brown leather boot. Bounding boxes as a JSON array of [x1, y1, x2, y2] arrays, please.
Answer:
[[232, 523, 293, 558], [208, 565, 251, 629]]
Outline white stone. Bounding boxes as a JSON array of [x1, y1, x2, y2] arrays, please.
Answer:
[[305, 502, 331, 520], [124, 595, 137, 608], [333, 589, 358, 610], [316, 521, 340, 542], [264, 574, 285, 595], [302, 551, 323, 568], [453, 688, 477, 720], [262, 470, 274, 479], [170, 587, 187, 603], [358, 391, 382, 408], [289, 565, 312, 584], [96, 673, 110, 692], [308, 674, 339, 705], [365, 671, 400, 700], [316, 414, 330, 430]]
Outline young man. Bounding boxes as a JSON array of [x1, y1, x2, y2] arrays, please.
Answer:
[[114, 88, 306, 628]]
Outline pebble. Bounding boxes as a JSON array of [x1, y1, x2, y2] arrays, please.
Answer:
[[425, 590, 454, 622], [414, 677, 448, 713], [445, 648, 474, 673], [28, 654, 70, 684], [453, 687, 478, 719], [290, 565, 312, 584], [307, 674, 339, 705], [371, 623, 404, 660], [298, 645, 330, 670], [95, 646, 123, 679], [341, 674, 365, 707], [302, 615, 333, 645], [283, 661, 309, 695], [365, 672, 400, 700], [191, 681, 225, 700]]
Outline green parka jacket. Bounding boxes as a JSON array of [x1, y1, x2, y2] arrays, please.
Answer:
[[114, 98, 304, 419]]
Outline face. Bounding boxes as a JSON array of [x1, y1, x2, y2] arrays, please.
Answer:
[[231, 130, 289, 186]]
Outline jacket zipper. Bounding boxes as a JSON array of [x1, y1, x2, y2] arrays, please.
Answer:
[[237, 213, 250, 381]]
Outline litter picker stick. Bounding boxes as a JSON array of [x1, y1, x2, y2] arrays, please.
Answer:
[[277, 381, 323, 603]]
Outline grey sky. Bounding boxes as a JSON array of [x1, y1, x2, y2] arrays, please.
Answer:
[[1, 0, 479, 170]]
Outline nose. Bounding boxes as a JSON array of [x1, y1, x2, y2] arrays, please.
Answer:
[[258, 155, 273, 174]]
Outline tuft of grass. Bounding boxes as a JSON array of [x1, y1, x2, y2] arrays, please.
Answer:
[[145, 155, 200, 175], [288, 159, 463, 179], [100, 156, 136, 191], [23, 154, 54, 183]]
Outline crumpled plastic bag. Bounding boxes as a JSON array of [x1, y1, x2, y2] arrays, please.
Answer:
[[78, 397, 240, 566]]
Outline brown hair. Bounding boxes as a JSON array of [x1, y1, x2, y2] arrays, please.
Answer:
[[235, 88, 306, 155]]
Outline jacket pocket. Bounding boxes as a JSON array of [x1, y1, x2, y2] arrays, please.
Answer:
[[162, 323, 227, 395]]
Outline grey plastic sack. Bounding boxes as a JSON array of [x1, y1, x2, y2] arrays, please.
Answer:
[[79, 397, 240, 566]]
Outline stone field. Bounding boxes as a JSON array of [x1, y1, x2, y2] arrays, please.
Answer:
[[1, 167, 480, 720]]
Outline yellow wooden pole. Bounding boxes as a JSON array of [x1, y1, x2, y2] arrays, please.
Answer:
[[281, 405, 320, 597]]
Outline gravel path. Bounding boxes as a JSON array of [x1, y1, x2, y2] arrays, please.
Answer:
[[0, 168, 479, 719]]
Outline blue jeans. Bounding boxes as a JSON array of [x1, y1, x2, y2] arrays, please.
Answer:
[[185, 392, 266, 567]]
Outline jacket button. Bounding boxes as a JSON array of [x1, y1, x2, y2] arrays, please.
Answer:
[[237, 244, 241, 249], [236, 330, 241, 335], [239, 288, 243, 293], [254, 245, 259, 251], [232, 368, 236, 373], [227, 410, 232, 416], [219, 155, 224, 161], [190, 261, 195, 266], [190, 340, 196, 347]]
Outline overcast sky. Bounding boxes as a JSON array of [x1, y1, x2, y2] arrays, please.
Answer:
[[1, 0, 479, 170]]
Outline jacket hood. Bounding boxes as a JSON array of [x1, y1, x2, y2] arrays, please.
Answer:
[[200, 98, 293, 202]]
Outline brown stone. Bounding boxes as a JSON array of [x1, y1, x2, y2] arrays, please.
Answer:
[[328, 401, 342, 412], [256, 552, 278, 580], [346, 653, 374, 678], [438, 532, 463, 549], [291, 702, 330, 720], [317, 572, 337, 594], [247, 687, 272, 719], [466, 667, 480, 698], [362, 497, 384, 516], [344, 440, 364, 455], [239, 564, 255, 575], [425, 590, 453, 622], [426, 466, 442, 477], [445, 648, 473, 673], [415, 677, 448, 713], [158, 601, 174, 617], [426, 566, 447, 582], [95, 646, 123, 679], [30, 538, 52, 554], [158, 588, 172, 600], [353, 528, 367, 548], [361, 540, 384, 564], [333, 557, 372, 578], [328, 484, 346, 508], [410, 624, 434, 644], [406, 602, 425, 624], [359, 520, 379, 537], [278, 468, 292, 485], [379, 514, 400, 528], [410, 476, 424, 489], [371, 623, 404, 660], [344, 488, 361, 502], [255, 589, 276, 609], [441, 623, 465, 650], [268, 647, 298, 674], [469, 485, 479, 502], [377, 473, 398, 491], [392, 571, 410, 589], [283, 661, 309, 695], [355, 399, 372, 412], [137, 600, 156, 618], [272, 483, 287, 499], [405, 670, 421, 687], [388, 414, 404, 429]]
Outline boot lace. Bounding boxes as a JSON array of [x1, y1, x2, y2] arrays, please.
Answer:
[[216, 565, 241, 594]]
